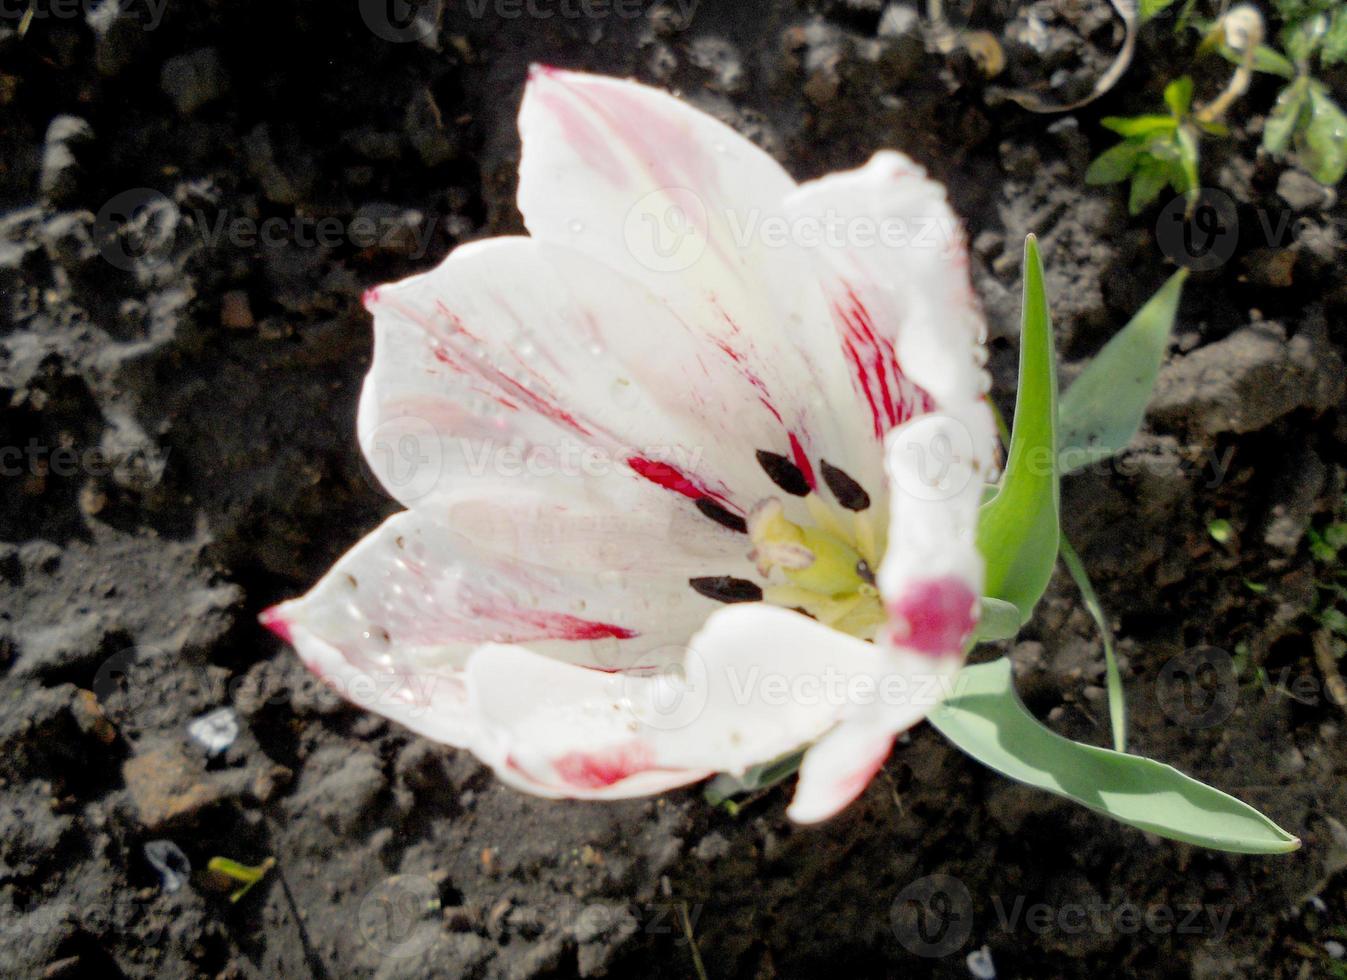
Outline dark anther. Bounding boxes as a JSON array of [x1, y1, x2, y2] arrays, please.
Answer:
[[821, 460, 871, 511], [755, 450, 810, 496], [696, 498, 748, 534], [689, 576, 764, 603], [856, 559, 876, 585]]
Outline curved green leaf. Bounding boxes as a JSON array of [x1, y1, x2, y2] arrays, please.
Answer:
[[1163, 76, 1194, 116], [1086, 141, 1144, 185], [1302, 81, 1347, 185], [1058, 269, 1188, 474], [1265, 77, 1311, 157], [977, 236, 1059, 624], [1101, 114, 1178, 138], [929, 659, 1300, 854], [1060, 536, 1127, 752]]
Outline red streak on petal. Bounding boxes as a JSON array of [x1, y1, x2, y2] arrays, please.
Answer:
[[509, 610, 637, 642], [627, 456, 731, 508], [788, 432, 816, 491], [362, 287, 382, 311], [887, 577, 978, 657], [259, 607, 293, 646], [552, 740, 656, 790], [834, 284, 936, 438], [422, 309, 594, 438]]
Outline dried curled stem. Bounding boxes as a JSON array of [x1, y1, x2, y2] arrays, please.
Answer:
[[1313, 628, 1347, 715], [1196, 4, 1265, 124]]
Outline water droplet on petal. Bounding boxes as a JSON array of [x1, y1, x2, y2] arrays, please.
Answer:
[[568, 219, 585, 234]]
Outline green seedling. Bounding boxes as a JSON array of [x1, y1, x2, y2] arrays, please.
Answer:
[[207, 856, 276, 903], [1259, 3, 1347, 184]]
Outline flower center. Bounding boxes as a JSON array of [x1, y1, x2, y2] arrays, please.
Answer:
[[747, 495, 886, 640], [686, 451, 887, 639]]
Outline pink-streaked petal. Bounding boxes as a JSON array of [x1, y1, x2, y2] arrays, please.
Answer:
[[465, 605, 892, 798], [878, 412, 990, 662], [517, 68, 882, 499], [360, 236, 804, 515], [787, 721, 896, 824], [439, 482, 751, 577], [265, 508, 727, 706], [785, 151, 992, 422], [267, 610, 477, 747]]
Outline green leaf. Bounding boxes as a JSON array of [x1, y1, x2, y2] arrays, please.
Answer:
[[1323, 9, 1347, 65], [1085, 141, 1144, 185], [1164, 76, 1194, 116], [1059, 536, 1127, 752], [977, 236, 1059, 625], [704, 751, 804, 811], [1139, 0, 1178, 21], [1101, 114, 1179, 138], [1301, 82, 1347, 185], [1284, 13, 1328, 65], [1127, 156, 1172, 213], [1174, 125, 1200, 194], [1265, 77, 1311, 157], [929, 659, 1301, 854], [974, 597, 1024, 642], [207, 856, 276, 903], [1217, 41, 1297, 77], [1058, 268, 1188, 473]]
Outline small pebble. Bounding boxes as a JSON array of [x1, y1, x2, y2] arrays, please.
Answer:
[[188, 706, 239, 756], [1326, 940, 1346, 960], [966, 944, 996, 979], [143, 839, 191, 893]]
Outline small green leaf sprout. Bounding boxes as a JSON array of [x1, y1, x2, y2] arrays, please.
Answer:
[[1262, 3, 1347, 184], [206, 855, 277, 903], [1087, 6, 1265, 213]]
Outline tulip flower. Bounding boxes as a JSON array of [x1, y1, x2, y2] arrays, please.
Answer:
[[262, 66, 1006, 822]]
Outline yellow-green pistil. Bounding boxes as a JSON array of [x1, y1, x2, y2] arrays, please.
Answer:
[[747, 497, 886, 639]]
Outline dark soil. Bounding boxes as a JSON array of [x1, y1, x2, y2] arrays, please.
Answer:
[[2, 1, 1346, 977]]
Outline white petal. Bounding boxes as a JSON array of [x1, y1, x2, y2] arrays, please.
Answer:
[[785, 150, 993, 420], [787, 720, 896, 824], [361, 236, 803, 517], [878, 412, 988, 660], [262, 507, 740, 751], [517, 67, 882, 501], [464, 604, 887, 798]]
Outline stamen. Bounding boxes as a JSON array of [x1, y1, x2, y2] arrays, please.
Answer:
[[805, 492, 851, 542], [755, 450, 810, 496], [853, 511, 879, 568], [821, 460, 871, 511], [696, 498, 747, 533], [689, 576, 764, 603]]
